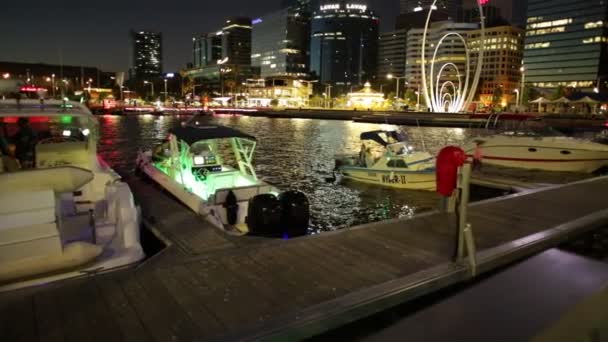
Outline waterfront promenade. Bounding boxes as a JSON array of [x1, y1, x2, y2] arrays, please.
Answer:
[[1, 176, 608, 341]]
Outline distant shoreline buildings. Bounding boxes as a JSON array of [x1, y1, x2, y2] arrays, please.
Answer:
[[3, 0, 607, 109]]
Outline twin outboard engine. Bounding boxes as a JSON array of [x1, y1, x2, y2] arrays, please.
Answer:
[[247, 190, 310, 238], [279, 191, 310, 237], [246, 194, 282, 235]]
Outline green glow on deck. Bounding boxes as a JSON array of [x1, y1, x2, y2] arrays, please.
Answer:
[[60, 115, 73, 124], [154, 162, 258, 201]]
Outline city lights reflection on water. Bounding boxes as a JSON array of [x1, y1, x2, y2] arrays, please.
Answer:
[[97, 115, 474, 232]]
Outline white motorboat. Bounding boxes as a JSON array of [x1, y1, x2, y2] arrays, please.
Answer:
[[136, 120, 310, 237], [464, 129, 608, 173], [335, 130, 436, 191], [0, 99, 144, 291]]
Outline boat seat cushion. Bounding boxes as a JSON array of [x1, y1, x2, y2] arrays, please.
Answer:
[[0, 223, 62, 262], [0, 242, 102, 284], [0, 190, 56, 230]]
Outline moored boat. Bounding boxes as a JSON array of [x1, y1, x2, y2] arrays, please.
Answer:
[[464, 129, 608, 173], [136, 120, 310, 237], [334, 130, 436, 191], [0, 99, 144, 291]]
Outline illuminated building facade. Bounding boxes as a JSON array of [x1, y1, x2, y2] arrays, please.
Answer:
[[310, 1, 379, 95], [347, 81, 385, 109], [251, 2, 311, 78], [193, 34, 222, 68], [378, 29, 408, 78], [524, 0, 608, 92], [245, 77, 313, 107], [187, 17, 258, 96], [222, 17, 253, 66], [469, 25, 524, 105], [405, 21, 478, 95], [131, 31, 162, 78], [400, 0, 461, 20]]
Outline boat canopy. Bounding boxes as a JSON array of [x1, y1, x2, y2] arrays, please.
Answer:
[[360, 130, 407, 147], [170, 125, 256, 145]]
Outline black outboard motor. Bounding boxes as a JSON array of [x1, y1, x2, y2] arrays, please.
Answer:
[[223, 190, 239, 225], [246, 194, 282, 236], [279, 190, 310, 237]]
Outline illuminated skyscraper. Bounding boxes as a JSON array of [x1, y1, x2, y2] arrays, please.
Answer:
[[192, 34, 222, 68], [310, 1, 380, 94], [523, 0, 608, 92], [252, 2, 311, 78], [131, 31, 162, 78]]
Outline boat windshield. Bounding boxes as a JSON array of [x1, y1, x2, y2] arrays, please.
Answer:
[[0, 115, 94, 172], [0, 115, 93, 142], [386, 142, 413, 156]]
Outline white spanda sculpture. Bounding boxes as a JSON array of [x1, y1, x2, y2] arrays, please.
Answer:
[[420, 0, 485, 113]]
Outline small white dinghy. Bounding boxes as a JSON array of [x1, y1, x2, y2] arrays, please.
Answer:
[[0, 99, 144, 291], [136, 121, 310, 237]]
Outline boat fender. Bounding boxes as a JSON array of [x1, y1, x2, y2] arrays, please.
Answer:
[[246, 194, 282, 236], [279, 190, 310, 237], [223, 190, 239, 225]]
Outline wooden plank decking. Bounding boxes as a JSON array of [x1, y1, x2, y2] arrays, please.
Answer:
[[2, 176, 608, 341]]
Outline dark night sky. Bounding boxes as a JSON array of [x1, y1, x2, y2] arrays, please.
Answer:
[[0, 0, 397, 73]]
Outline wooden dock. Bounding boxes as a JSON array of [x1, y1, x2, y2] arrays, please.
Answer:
[[2, 176, 608, 341]]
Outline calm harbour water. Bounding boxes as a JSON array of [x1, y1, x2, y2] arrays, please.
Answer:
[[97, 114, 475, 232]]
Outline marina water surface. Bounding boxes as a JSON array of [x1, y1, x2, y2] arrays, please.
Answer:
[[98, 114, 486, 232]]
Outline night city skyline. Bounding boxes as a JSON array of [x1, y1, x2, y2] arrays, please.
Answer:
[[0, 0, 398, 73]]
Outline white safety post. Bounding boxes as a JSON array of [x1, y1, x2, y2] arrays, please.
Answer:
[[456, 162, 477, 275]]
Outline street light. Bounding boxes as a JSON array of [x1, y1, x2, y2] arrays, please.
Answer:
[[2, 73, 9, 79], [514, 89, 520, 108], [519, 66, 525, 107], [387, 73, 407, 101], [51, 74, 56, 98], [144, 80, 155, 98], [324, 84, 333, 108]]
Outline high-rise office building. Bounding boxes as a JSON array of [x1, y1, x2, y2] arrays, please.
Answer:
[[400, 0, 461, 20], [221, 17, 253, 66], [405, 21, 478, 93], [187, 18, 258, 96], [523, 0, 608, 92], [131, 30, 162, 78], [192, 17, 252, 68], [378, 29, 408, 78], [252, 3, 311, 78], [310, 1, 380, 94], [193, 34, 222, 69], [469, 25, 524, 105]]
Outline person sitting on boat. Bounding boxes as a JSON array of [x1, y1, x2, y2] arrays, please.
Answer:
[[358, 143, 366, 166], [12, 118, 37, 169], [365, 147, 374, 168], [1, 144, 21, 172], [0, 124, 9, 156], [152, 141, 171, 163], [473, 140, 484, 171]]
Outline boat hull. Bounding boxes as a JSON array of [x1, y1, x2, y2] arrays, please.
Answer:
[[340, 166, 436, 191], [465, 137, 608, 173]]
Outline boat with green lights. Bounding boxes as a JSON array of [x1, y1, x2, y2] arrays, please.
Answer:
[[136, 123, 310, 236]]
